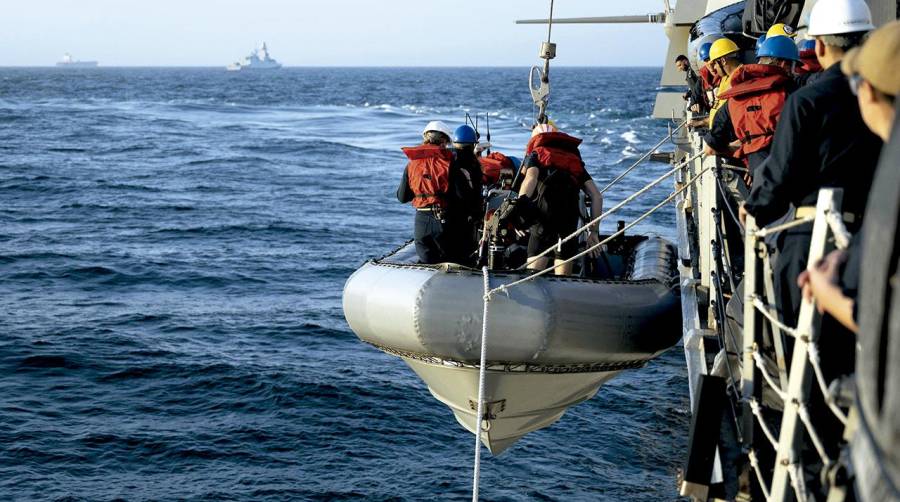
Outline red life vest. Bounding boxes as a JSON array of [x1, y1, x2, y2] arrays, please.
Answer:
[[699, 65, 720, 91], [524, 132, 586, 185], [402, 145, 454, 208], [797, 53, 822, 74], [480, 152, 514, 184], [719, 64, 792, 159]]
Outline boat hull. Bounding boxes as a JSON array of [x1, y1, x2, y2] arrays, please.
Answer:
[[343, 237, 680, 453]]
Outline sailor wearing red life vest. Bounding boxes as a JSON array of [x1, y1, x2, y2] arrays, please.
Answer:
[[796, 38, 825, 85], [509, 123, 604, 276], [397, 121, 473, 264], [703, 36, 800, 175]]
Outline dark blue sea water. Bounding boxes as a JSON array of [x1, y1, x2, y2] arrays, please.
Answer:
[[0, 67, 688, 501]]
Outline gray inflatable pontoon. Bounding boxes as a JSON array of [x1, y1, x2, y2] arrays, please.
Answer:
[[343, 236, 681, 454]]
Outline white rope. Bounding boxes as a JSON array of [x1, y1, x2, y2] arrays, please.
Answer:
[[796, 401, 835, 467], [754, 215, 815, 238], [520, 151, 704, 270], [471, 267, 492, 502], [491, 162, 712, 295], [788, 461, 810, 502], [807, 344, 849, 425], [825, 210, 851, 250], [598, 120, 687, 195], [753, 351, 787, 401], [751, 296, 801, 338], [748, 398, 778, 449], [748, 449, 772, 500]]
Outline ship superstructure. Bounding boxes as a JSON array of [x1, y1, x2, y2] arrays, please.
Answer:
[[56, 53, 98, 68], [226, 42, 282, 71]]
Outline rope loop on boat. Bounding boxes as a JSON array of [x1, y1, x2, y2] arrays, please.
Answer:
[[472, 266, 491, 502], [489, 158, 709, 296]]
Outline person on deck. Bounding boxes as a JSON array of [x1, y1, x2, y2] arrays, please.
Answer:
[[796, 39, 824, 85], [697, 42, 719, 107], [707, 38, 744, 129], [798, 20, 900, 333], [676, 54, 707, 114], [703, 36, 800, 177], [505, 124, 604, 276], [738, 0, 882, 328], [397, 120, 471, 265]]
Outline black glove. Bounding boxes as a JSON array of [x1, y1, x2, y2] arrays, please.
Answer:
[[497, 195, 537, 230]]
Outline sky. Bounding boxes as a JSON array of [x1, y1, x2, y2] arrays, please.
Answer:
[[1, 0, 669, 67]]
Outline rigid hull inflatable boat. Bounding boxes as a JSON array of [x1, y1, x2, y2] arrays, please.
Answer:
[[343, 235, 681, 454]]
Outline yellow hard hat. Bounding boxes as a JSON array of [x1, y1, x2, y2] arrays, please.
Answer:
[[766, 23, 796, 38], [709, 38, 740, 61]]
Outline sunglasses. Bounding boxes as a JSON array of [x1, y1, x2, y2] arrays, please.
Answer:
[[849, 74, 863, 96]]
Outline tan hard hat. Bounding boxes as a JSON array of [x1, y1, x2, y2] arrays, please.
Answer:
[[841, 20, 900, 96]]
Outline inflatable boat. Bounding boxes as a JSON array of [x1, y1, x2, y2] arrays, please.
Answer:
[[343, 234, 681, 454]]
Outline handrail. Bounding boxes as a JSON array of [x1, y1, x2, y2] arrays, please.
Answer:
[[599, 120, 687, 195]]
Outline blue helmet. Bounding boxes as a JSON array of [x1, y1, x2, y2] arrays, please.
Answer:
[[755, 34, 767, 55], [698, 42, 713, 62], [453, 125, 478, 144], [799, 39, 816, 52], [757, 35, 801, 61], [506, 156, 522, 171]]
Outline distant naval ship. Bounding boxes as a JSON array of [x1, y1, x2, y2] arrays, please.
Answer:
[[56, 53, 98, 68], [226, 42, 282, 71]]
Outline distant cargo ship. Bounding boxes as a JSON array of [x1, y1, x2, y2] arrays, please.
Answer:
[[56, 53, 98, 68], [226, 42, 282, 71]]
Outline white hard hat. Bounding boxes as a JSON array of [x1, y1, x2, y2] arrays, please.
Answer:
[[422, 120, 453, 139], [807, 0, 874, 36]]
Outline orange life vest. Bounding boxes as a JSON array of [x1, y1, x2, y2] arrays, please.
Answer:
[[797, 53, 822, 75], [480, 152, 514, 184], [524, 132, 586, 185], [719, 64, 792, 159], [402, 145, 454, 208]]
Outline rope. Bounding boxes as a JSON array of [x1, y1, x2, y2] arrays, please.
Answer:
[[753, 350, 787, 401], [807, 343, 849, 425], [825, 210, 851, 250], [748, 449, 772, 500], [491, 161, 712, 296], [520, 150, 704, 271], [598, 121, 687, 195], [751, 296, 801, 338], [796, 401, 835, 467], [754, 215, 814, 238], [788, 461, 810, 502], [748, 398, 778, 449], [471, 266, 491, 502]]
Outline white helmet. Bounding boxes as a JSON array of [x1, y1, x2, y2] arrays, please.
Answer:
[[422, 120, 453, 139], [807, 0, 874, 36]]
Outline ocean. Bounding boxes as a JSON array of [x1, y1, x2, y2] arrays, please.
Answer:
[[0, 67, 688, 501]]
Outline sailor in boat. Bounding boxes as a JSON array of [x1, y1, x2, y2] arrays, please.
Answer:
[[798, 20, 900, 334], [739, 0, 883, 330], [501, 123, 604, 276], [450, 124, 485, 262], [397, 120, 477, 265], [703, 35, 800, 179], [707, 38, 744, 130]]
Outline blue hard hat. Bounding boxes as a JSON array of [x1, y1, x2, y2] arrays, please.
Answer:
[[698, 42, 713, 62], [453, 125, 478, 144], [755, 34, 767, 54], [799, 39, 816, 52], [757, 35, 801, 61], [506, 156, 522, 171]]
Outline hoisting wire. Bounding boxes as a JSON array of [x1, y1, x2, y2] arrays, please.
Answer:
[[471, 266, 492, 502], [530, 0, 556, 124]]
